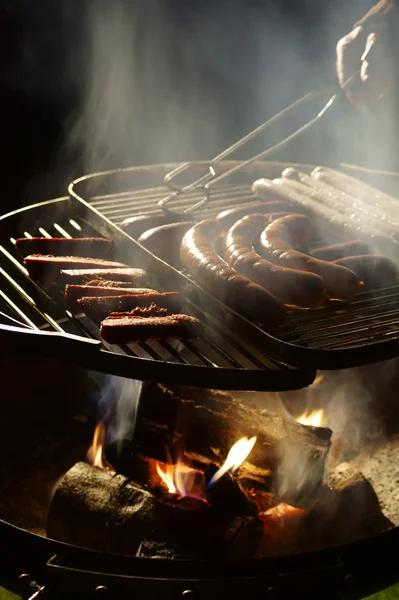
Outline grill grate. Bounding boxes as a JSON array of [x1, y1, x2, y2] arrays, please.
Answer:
[[0, 199, 313, 391], [69, 162, 399, 370]]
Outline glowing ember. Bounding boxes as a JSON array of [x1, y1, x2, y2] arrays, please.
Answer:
[[209, 436, 257, 485], [297, 409, 324, 428], [260, 502, 308, 550], [86, 422, 106, 468], [261, 502, 307, 520], [311, 372, 325, 387], [156, 461, 206, 501]]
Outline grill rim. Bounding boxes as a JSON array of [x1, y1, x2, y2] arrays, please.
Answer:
[[69, 161, 399, 371], [2, 516, 398, 598], [0, 197, 316, 391]]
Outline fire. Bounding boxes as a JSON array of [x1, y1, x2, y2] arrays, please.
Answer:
[[260, 502, 308, 551], [156, 461, 206, 501], [86, 422, 106, 468], [210, 436, 257, 485], [297, 409, 325, 428]]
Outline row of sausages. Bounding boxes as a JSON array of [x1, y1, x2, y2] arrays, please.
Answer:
[[119, 190, 398, 327]]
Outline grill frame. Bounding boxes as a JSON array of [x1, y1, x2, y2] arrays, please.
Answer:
[[2, 516, 399, 600], [69, 161, 399, 370], [0, 197, 315, 391]]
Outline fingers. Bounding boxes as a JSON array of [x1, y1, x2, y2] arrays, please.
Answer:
[[336, 26, 366, 88], [336, 24, 393, 108]]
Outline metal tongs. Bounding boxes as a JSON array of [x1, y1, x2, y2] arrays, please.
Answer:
[[159, 72, 360, 217]]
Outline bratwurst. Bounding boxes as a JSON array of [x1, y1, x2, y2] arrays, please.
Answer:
[[256, 214, 361, 300], [223, 214, 327, 308], [332, 255, 398, 287], [216, 200, 300, 231], [180, 220, 283, 325]]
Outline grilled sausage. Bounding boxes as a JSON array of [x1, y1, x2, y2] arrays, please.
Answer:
[[100, 313, 204, 344], [216, 200, 300, 231], [253, 176, 386, 239], [138, 221, 196, 266], [65, 285, 157, 310], [332, 255, 398, 287], [311, 167, 399, 227], [15, 237, 113, 259], [311, 241, 371, 261], [78, 292, 182, 324], [24, 255, 129, 281], [284, 167, 399, 235], [119, 214, 171, 239], [257, 215, 361, 300], [180, 220, 284, 325], [60, 268, 148, 286], [223, 214, 327, 308]]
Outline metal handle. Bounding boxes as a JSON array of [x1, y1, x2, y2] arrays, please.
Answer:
[[159, 72, 360, 216], [0, 323, 101, 357]]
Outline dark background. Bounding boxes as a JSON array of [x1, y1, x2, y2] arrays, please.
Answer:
[[1, 0, 374, 212]]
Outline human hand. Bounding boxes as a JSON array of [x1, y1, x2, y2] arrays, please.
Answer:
[[336, 24, 393, 108]]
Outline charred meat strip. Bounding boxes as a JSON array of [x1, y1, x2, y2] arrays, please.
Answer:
[[100, 313, 204, 344], [24, 255, 128, 280], [60, 268, 148, 286], [15, 237, 113, 259], [78, 292, 182, 324], [65, 285, 158, 310], [85, 280, 139, 288], [109, 304, 169, 318]]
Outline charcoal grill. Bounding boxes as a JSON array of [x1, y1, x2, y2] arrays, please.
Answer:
[[0, 196, 316, 392], [68, 161, 399, 371], [1, 163, 399, 596]]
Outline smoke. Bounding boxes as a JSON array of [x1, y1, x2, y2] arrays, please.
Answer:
[[241, 362, 397, 503], [62, 0, 379, 179], [87, 370, 142, 453]]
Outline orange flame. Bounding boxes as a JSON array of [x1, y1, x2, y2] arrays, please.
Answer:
[[86, 422, 106, 468], [210, 436, 257, 485], [156, 461, 206, 501], [297, 409, 324, 428]]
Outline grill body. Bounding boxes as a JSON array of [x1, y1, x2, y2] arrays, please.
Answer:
[[70, 161, 399, 370], [0, 195, 314, 390]]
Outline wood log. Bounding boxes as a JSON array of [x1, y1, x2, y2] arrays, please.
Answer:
[[47, 462, 263, 559], [259, 464, 393, 557], [133, 384, 332, 506], [104, 440, 272, 494]]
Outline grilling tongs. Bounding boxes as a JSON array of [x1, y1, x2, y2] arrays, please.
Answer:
[[158, 72, 360, 216]]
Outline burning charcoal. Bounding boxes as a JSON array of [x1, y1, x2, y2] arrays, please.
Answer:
[[259, 502, 309, 557], [47, 462, 263, 559], [104, 432, 184, 480], [134, 384, 332, 507], [205, 465, 259, 517]]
